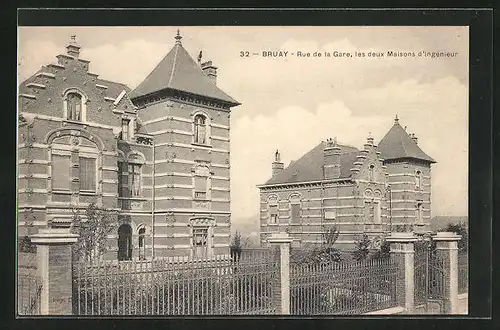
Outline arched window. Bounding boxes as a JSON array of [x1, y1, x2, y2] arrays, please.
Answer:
[[369, 164, 375, 182], [416, 202, 423, 223], [194, 114, 207, 144], [415, 170, 422, 190], [117, 224, 132, 261], [138, 227, 146, 260], [67, 92, 82, 121]]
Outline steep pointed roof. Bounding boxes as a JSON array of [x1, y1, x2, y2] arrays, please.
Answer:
[[378, 117, 436, 163], [263, 142, 359, 186], [130, 32, 239, 106]]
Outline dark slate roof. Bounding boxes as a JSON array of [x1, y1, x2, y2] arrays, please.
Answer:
[[263, 142, 359, 185], [378, 119, 436, 163], [430, 216, 468, 231], [129, 38, 239, 105]]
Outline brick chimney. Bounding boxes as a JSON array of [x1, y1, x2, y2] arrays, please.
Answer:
[[410, 133, 418, 144], [272, 149, 284, 177], [324, 138, 341, 179], [201, 60, 218, 85]]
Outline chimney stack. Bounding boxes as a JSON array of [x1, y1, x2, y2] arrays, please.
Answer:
[[324, 138, 341, 179], [201, 60, 218, 85], [272, 149, 284, 177], [411, 133, 418, 144]]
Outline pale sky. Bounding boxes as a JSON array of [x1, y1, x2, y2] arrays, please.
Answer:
[[18, 26, 469, 225]]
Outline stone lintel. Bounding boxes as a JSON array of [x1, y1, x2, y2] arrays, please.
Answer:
[[30, 228, 79, 245]]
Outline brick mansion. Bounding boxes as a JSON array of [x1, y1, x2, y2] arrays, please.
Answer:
[[258, 118, 436, 249], [18, 32, 240, 260]]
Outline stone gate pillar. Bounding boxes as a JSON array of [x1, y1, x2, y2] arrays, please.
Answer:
[[386, 232, 419, 314], [267, 232, 293, 315], [432, 232, 461, 314], [30, 228, 79, 315]]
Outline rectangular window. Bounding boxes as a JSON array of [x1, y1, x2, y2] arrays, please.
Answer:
[[79, 157, 96, 192], [129, 164, 141, 197], [374, 201, 381, 224], [122, 119, 130, 141], [52, 154, 71, 190], [194, 176, 208, 200], [193, 227, 208, 258], [291, 203, 301, 224], [364, 201, 372, 221], [416, 202, 423, 223], [269, 205, 278, 224], [118, 162, 127, 197]]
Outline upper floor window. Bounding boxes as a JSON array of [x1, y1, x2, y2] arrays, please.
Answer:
[[118, 161, 127, 197], [122, 119, 131, 141], [193, 165, 210, 201], [290, 203, 301, 224], [129, 163, 142, 197], [194, 114, 208, 144], [415, 170, 422, 190], [67, 92, 82, 121], [373, 201, 381, 224], [364, 200, 374, 222], [52, 154, 71, 191], [269, 204, 278, 224], [369, 164, 375, 182], [416, 202, 423, 223]]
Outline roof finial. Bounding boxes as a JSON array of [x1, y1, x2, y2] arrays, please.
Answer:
[[175, 29, 182, 44], [394, 114, 399, 123]]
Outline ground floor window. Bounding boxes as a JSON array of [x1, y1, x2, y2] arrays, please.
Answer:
[[193, 227, 209, 258], [118, 224, 132, 261]]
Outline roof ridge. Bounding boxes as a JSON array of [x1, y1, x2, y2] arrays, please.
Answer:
[[167, 44, 180, 87]]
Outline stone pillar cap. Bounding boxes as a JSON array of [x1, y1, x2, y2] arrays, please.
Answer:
[[30, 228, 79, 245], [386, 232, 419, 243], [267, 232, 294, 244], [432, 231, 462, 241]]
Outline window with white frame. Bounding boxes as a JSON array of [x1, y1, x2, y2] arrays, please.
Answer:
[[51, 153, 71, 191], [193, 227, 209, 258], [373, 200, 381, 224], [122, 119, 131, 141], [194, 114, 208, 144], [118, 161, 127, 197], [415, 170, 422, 190], [416, 201, 424, 223], [269, 204, 278, 224], [67, 92, 82, 121], [128, 163, 142, 197], [138, 227, 146, 260], [369, 164, 375, 182], [79, 156, 96, 192], [193, 165, 210, 200]]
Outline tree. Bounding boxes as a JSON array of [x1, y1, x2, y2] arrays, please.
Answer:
[[352, 233, 371, 261], [71, 203, 117, 262], [19, 235, 36, 253]]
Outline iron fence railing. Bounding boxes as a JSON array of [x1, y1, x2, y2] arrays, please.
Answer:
[[458, 251, 468, 294], [290, 258, 399, 315], [72, 251, 278, 315], [17, 274, 42, 315]]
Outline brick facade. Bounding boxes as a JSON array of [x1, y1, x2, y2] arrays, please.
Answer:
[[18, 34, 239, 260]]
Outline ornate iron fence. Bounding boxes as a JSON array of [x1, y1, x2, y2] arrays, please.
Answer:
[[17, 274, 42, 315], [72, 251, 278, 315], [457, 251, 468, 294], [290, 258, 399, 315]]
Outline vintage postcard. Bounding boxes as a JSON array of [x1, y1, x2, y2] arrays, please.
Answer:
[[17, 25, 469, 316]]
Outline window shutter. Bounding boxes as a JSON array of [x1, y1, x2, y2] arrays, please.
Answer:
[[52, 155, 71, 190]]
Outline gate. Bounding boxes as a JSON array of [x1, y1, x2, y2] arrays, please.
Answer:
[[414, 239, 446, 313]]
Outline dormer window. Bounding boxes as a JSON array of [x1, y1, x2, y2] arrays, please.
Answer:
[[194, 114, 208, 145], [67, 93, 82, 121], [122, 119, 130, 141]]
